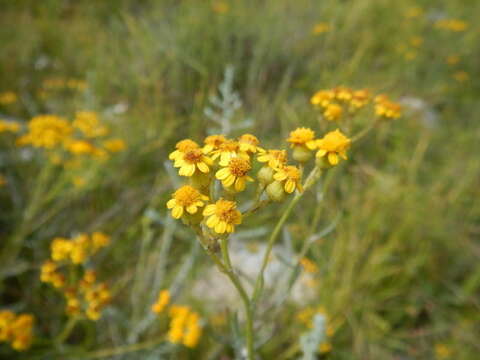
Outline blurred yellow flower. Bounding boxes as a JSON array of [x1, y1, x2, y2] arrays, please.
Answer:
[[0, 311, 34, 351], [152, 290, 171, 314], [103, 138, 126, 152], [435, 19, 468, 32], [212, 1, 229, 14], [0, 120, 20, 133], [453, 71, 469, 82], [312, 22, 330, 35], [435, 344, 452, 359], [446, 55, 460, 66], [0, 91, 17, 105], [316, 129, 351, 166], [299, 257, 319, 273], [323, 103, 343, 121], [73, 111, 109, 138], [16, 115, 73, 149]]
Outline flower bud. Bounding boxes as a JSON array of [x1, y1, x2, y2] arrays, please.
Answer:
[[257, 166, 275, 185], [266, 181, 286, 202], [292, 145, 313, 163]]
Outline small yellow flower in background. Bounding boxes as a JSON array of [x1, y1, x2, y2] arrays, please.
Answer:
[[299, 257, 319, 274], [257, 149, 288, 169], [333, 86, 353, 102], [319, 342, 332, 353], [297, 305, 335, 354], [446, 55, 460, 66], [0, 311, 34, 351], [0, 175, 6, 187], [435, 344, 452, 359], [404, 7, 423, 19], [312, 22, 330, 35], [66, 139, 97, 155], [152, 290, 171, 314], [404, 51, 417, 61], [374, 95, 402, 119], [216, 157, 254, 192], [316, 129, 351, 166], [212, 0, 229, 14], [238, 133, 263, 154], [210, 139, 245, 166], [0, 91, 18, 105], [323, 103, 343, 121], [40, 260, 65, 288], [435, 19, 468, 32], [91, 232, 110, 250], [167, 305, 202, 348], [0, 120, 20, 133], [103, 138, 126, 153], [311, 90, 335, 108], [273, 165, 303, 193], [452, 71, 469, 82], [203, 199, 242, 234], [73, 111, 109, 138], [16, 115, 73, 149], [73, 176, 87, 188], [173, 148, 213, 177], [167, 185, 209, 219], [410, 36, 424, 48], [350, 89, 370, 110]]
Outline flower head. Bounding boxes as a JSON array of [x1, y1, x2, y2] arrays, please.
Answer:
[[0, 120, 20, 133], [215, 158, 254, 192], [174, 148, 213, 176], [257, 149, 288, 169], [350, 89, 370, 110], [375, 98, 401, 119], [152, 290, 171, 314], [287, 127, 317, 150], [73, 111, 108, 138], [238, 134, 263, 154], [169, 139, 200, 161], [210, 140, 246, 166], [16, 115, 73, 149], [316, 129, 351, 166], [167, 185, 209, 219], [0, 91, 17, 105], [203, 134, 227, 153], [273, 165, 303, 193], [203, 199, 242, 234], [323, 103, 343, 121], [311, 90, 334, 107]]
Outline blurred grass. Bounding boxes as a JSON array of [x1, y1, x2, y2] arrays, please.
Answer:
[[1, 0, 480, 359]]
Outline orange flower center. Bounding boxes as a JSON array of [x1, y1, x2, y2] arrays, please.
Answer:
[[183, 149, 204, 163], [176, 139, 199, 152], [228, 158, 251, 177], [205, 135, 227, 148], [173, 186, 201, 206], [215, 200, 241, 223], [219, 140, 239, 152]]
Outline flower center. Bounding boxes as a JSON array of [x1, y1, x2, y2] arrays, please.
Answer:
[[174, 186, 200, 206], [228, 158, 251, 177], [183, 149, 204, 163], [285, 166, 301, 180], [205, 135, 227, 148], [215, 200, 240, 223], [219, 140, 239, 152]]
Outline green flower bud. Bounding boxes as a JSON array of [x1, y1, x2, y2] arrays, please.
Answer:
[[266, 181, 286, 202], [257, 166, 275, 185], [292, 145, 313, 163]]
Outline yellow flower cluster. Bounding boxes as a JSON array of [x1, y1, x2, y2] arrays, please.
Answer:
[[312, 22, 330, 35], [435, 19, 468, 32], [374, 95, 402, 119], [0, 91, 18, 105], [0, 119, 20, 133], [40, 232, 111, 320], [16, 112, 126, 163], [297, 306, 335, 354], [0, 310, 34, 351], [167, 126, 352, 232], [311, 87, 401, 121], [151, 290, 203, 348], [311, 86, 371, 119]]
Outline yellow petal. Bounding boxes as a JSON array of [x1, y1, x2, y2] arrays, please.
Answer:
[[197, 162, 210, 173], [285, 180, 295, 193], [226, 224, 234, 233], [274, 172, 287, 181], [216, 168, 230, 180], [316, 149, 327, 158], [206, 215, 219, 228], [203, 204, 216, 216], [166, 199, 176, 209], [223, 174, 236, 187], [328, 153, 339, 165], [215, 221, 227, 234], [186, 205, 197, 214], [172, 206, 184, 219], [235, 177, 246, 192]]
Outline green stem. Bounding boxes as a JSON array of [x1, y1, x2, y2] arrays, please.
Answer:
[[55, 316, 79, 345], [351, 118, 380, 143], [252, 167, 322, 304], [80, 335, 165, 359]]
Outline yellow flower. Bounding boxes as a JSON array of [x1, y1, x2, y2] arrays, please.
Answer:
[[435, 19, 468, 32], [323, 103, 343, 121], [168, 305, 190, 344], [16, 115, 73, 149], [215, 157, 254, 192], [287, 127, 317, 150], [0, 91, 17, 105], [257, 149, 288, 169], [212, 1, 229, 14], [0, 311, 34, 351], [203, 199, 242, 234], [350, 89, 370, 110], [167, 185, 209, 219], [0, 175, 6, 187], [152, 290, 171, 314], [238, 133, 263, 154], [299, 257, 319, 273], [203, 134, 227, 153], [169, 139, 200, 161], [375, 98, 402, 119], [453, 71, 469, 82], [73, 111, 108, 138], [210, 140, 246, 166], [91, 232, 110, 250], [65, 139, 97, 155], [103, 138, 126, 152], [435, 344, 452, 359], [316, 129, 351, 166], [405, 7, 423, 19], [183, 312, 202, 348], [446, 55, 460, 66], [0, 120, 20, 133], [410, 36, 423, 48], [273, 165, 303, 193], [51, 237, 73, 261], [312, 22, 330, 35], [174, 148, 213, 177], [319, 342, 332, 353], [311, 90, 334, 107], [333, 86, 353, 102]]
